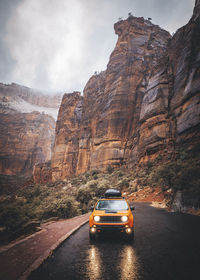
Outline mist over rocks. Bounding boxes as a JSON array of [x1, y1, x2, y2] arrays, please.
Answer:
[[0, 83, 62, 176]]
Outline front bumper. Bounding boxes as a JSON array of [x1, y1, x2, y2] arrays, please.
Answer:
[[90, 224, 133, 234], [96, 225, 125, 231]]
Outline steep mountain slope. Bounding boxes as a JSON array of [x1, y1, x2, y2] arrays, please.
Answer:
[[0, 83, 62, 176], [136, 0, 200, 165], [0, 83, 61, 119], [49, 0, 199, 181], [51, 16, 171, 181]]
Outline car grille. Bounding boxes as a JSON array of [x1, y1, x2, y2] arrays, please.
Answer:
[[99, 216, 122, 223]]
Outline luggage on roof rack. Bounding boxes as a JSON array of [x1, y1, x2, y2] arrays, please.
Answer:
[[104, 189, 122, 198]]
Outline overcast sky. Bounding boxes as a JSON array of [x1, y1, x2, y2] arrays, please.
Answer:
[[0, 0, 195, 94]]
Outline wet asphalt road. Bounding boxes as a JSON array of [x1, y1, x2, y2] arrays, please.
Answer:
[[29, 203, 200, 280]]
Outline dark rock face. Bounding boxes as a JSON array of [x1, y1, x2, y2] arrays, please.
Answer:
[[168, 0, 200, 143], [51, 1, 200, 181], [137, 0, 200, 164]]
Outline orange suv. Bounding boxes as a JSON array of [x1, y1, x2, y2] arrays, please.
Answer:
[[89, 189, 135, 241]]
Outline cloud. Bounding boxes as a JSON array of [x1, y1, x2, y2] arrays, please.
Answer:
[[0, 0, 20, 80], [0, 0, 196, 93]]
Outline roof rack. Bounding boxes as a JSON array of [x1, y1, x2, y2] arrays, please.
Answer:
[[100, 196, 125, 199], [104, 189, 122, 198]]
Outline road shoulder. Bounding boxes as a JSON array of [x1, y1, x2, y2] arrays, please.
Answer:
[[0, 213, 90, 280]]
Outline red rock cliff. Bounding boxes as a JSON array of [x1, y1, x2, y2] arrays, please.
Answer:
[[0, 110, 55, 176], [0, 83, 61, 176], [137, 0, 200, 164], [51, 2, 200, 181]]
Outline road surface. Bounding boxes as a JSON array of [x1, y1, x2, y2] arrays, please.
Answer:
[[29, 203, 200, 280]]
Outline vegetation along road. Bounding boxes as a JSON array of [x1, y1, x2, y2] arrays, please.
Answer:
[[29, 203, 200, 280]]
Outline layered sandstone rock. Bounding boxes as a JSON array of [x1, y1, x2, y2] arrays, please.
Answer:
[[51, 92, 83, 181], [0, 109, 55, 176], [0, 83, 62, 120], [33, 161, 52, 184], [51, 1, 199, 181], [0, 83, 62, 108], [51, 16, 171, 180], [168, 0, 200, 144], [0, 83, 61, 176], [137, 0, 200, 163]]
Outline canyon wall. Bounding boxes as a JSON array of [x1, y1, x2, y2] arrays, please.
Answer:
[[136, 0, 200, 164], [50, 1, 200, 181], [0, 83, 61, 176]]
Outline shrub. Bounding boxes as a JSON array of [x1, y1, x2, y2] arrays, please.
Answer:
[[93, 174, 98, 180], [146, 161, 153, 169], [36, 196, 80, 220], [95, 185, 108, 197], [91, 169, 100, 176], [0, 205, 28, 231], [107, 165, 114, 174], [76, 187, 92, 204], [52, 197, 80, 219], [71, 177, 81, 186], [118, 171, 124, 177], [118, 178, 129, 190], [86, 180, 98, 189], [156, 155, 162, 162], [152, 163, 177, 188], [150, 160, 200, 191]]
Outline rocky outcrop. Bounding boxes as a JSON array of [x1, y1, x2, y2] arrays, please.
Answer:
[[168, 0, 200, 144], [51, 16, 171, 180], [51, 92, 83, 181], [33, 161, 52, 184], [0, 83, 62, 120], [0, 83, 61, 176], [0, 83, 62, 108], [51, 1, 200, 181], [137, 0, 200, 164], [0, 110, 55, 176]]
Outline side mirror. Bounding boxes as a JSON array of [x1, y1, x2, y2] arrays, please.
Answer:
[[90, 205, 94, 211], [130, 205, 135, 211]]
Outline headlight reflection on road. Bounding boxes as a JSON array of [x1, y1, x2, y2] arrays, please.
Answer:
[[87, 246, 102, 280], [120, 245, 138, 280]]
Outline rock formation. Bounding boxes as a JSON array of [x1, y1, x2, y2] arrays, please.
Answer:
[[51, 92, 83, 180], [0, 109, 55, 176], [0, 83, 62, 120], [136, 0, 200, 164], [50, 0, 199, 181], [33, 161, 52, 184], [0, 83, 62, 176]]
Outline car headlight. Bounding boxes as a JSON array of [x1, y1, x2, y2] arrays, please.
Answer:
[[121, 216, 128, 222], [94, 216, 100, 222]]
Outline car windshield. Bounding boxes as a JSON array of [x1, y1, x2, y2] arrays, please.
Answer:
[[95, 200, 128, 211]]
